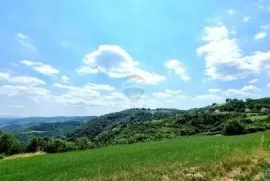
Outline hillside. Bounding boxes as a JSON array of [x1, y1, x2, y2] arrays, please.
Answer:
[[67, 98, 270, 147], [1, 132, 270, 181]]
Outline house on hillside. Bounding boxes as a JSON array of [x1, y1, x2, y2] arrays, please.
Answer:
[[261, 108, 270, 113], [245, 108, 251, 113]]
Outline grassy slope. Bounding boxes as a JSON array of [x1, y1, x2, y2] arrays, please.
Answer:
[[1, 132, 270, 181]]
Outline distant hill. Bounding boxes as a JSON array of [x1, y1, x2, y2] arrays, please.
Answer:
[[0, 116, 96, 143], [0, 116, 96, 128]]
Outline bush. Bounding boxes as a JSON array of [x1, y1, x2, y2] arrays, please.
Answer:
[[75, 137, 93, 150], [246, 127, 266, 134], [223, 119, 246, 135], [0, 154, 4, 160]]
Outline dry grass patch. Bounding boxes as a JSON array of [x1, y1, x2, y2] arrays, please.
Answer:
[[84, 148, 270, 181], [4, 152, 45, 160]]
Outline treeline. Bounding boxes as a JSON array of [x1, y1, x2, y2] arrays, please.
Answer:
[[0, 129, 94, 158], [219, 98, 270, 113]]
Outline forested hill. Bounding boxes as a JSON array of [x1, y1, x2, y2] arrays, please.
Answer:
[[67, 98, 270, 146], [67, 108, 185, 140]]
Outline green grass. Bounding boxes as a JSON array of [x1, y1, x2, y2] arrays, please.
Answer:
[[247, 115, 268, 121], [1, 132, 270, 181]]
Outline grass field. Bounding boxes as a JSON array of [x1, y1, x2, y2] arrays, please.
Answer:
[[1, 132, 270, 181]]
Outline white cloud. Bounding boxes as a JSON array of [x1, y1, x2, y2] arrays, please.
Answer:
[[249, 78, 259, 84], [267, 83, 270, 87], [21, 60, 60, 76], [254, 25, 269, 40], [254, 32, 267, 40], [227, 9, 236, 14], [194, 85, 262, 101], [165, 59, 191, 81], [197, 25, 270, 81], [54, 82, 115, 91], [193, 94, 223, 101], [153, 89, 182, 97], [17, 33, 36, 51], [76, 45, 165, 84], [208, 88, 222, 93], [243, 16, 251, 22], [52, 85, 127, 107], [0, 85, 50, 97], [0, 72, 46, 86], [224, 85, 262, 98], [60, 75, 70, 83]]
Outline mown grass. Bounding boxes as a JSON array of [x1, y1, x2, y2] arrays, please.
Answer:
[[0, 132, 270, 181]]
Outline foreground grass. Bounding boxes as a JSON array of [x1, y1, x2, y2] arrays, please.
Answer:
[[0, 132, 270, 181]]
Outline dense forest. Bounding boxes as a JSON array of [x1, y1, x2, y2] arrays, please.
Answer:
[[1, 97, 270, 158]]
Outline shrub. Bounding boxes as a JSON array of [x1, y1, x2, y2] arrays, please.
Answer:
[[75, 137, 93, 150], [0, 154, 4, 160], [223, 119, 246, 135]]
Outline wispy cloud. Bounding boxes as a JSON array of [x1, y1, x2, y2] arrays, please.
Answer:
[[0, 72, 46, 86], [17, 33, 36, 52], [21, 60, 60, 76], [254, 25, 269, 40]]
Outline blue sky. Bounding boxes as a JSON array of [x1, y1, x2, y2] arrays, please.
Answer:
[[1, 0, 270, 116]]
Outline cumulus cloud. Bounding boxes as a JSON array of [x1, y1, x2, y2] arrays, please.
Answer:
[[197, 25, 270, 81], [17, 33, 36, 51], [0, 72, 46, 86], [76, 45, 165, 84], [249, 78, 259, 84], [165, 59, 191, 81], [21, 60, 60, 76]]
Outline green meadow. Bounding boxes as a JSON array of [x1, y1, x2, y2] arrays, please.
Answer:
[[1, 132, 270, 181]]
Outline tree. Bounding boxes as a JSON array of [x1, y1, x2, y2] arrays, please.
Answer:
[[75, 137, 93, 150], [223, 119, 245, 135], [26, 137, 41, 152], [0, 133, 20, 155]]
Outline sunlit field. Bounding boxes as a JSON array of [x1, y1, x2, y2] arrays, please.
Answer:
[[1, 132, 270, 181]]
